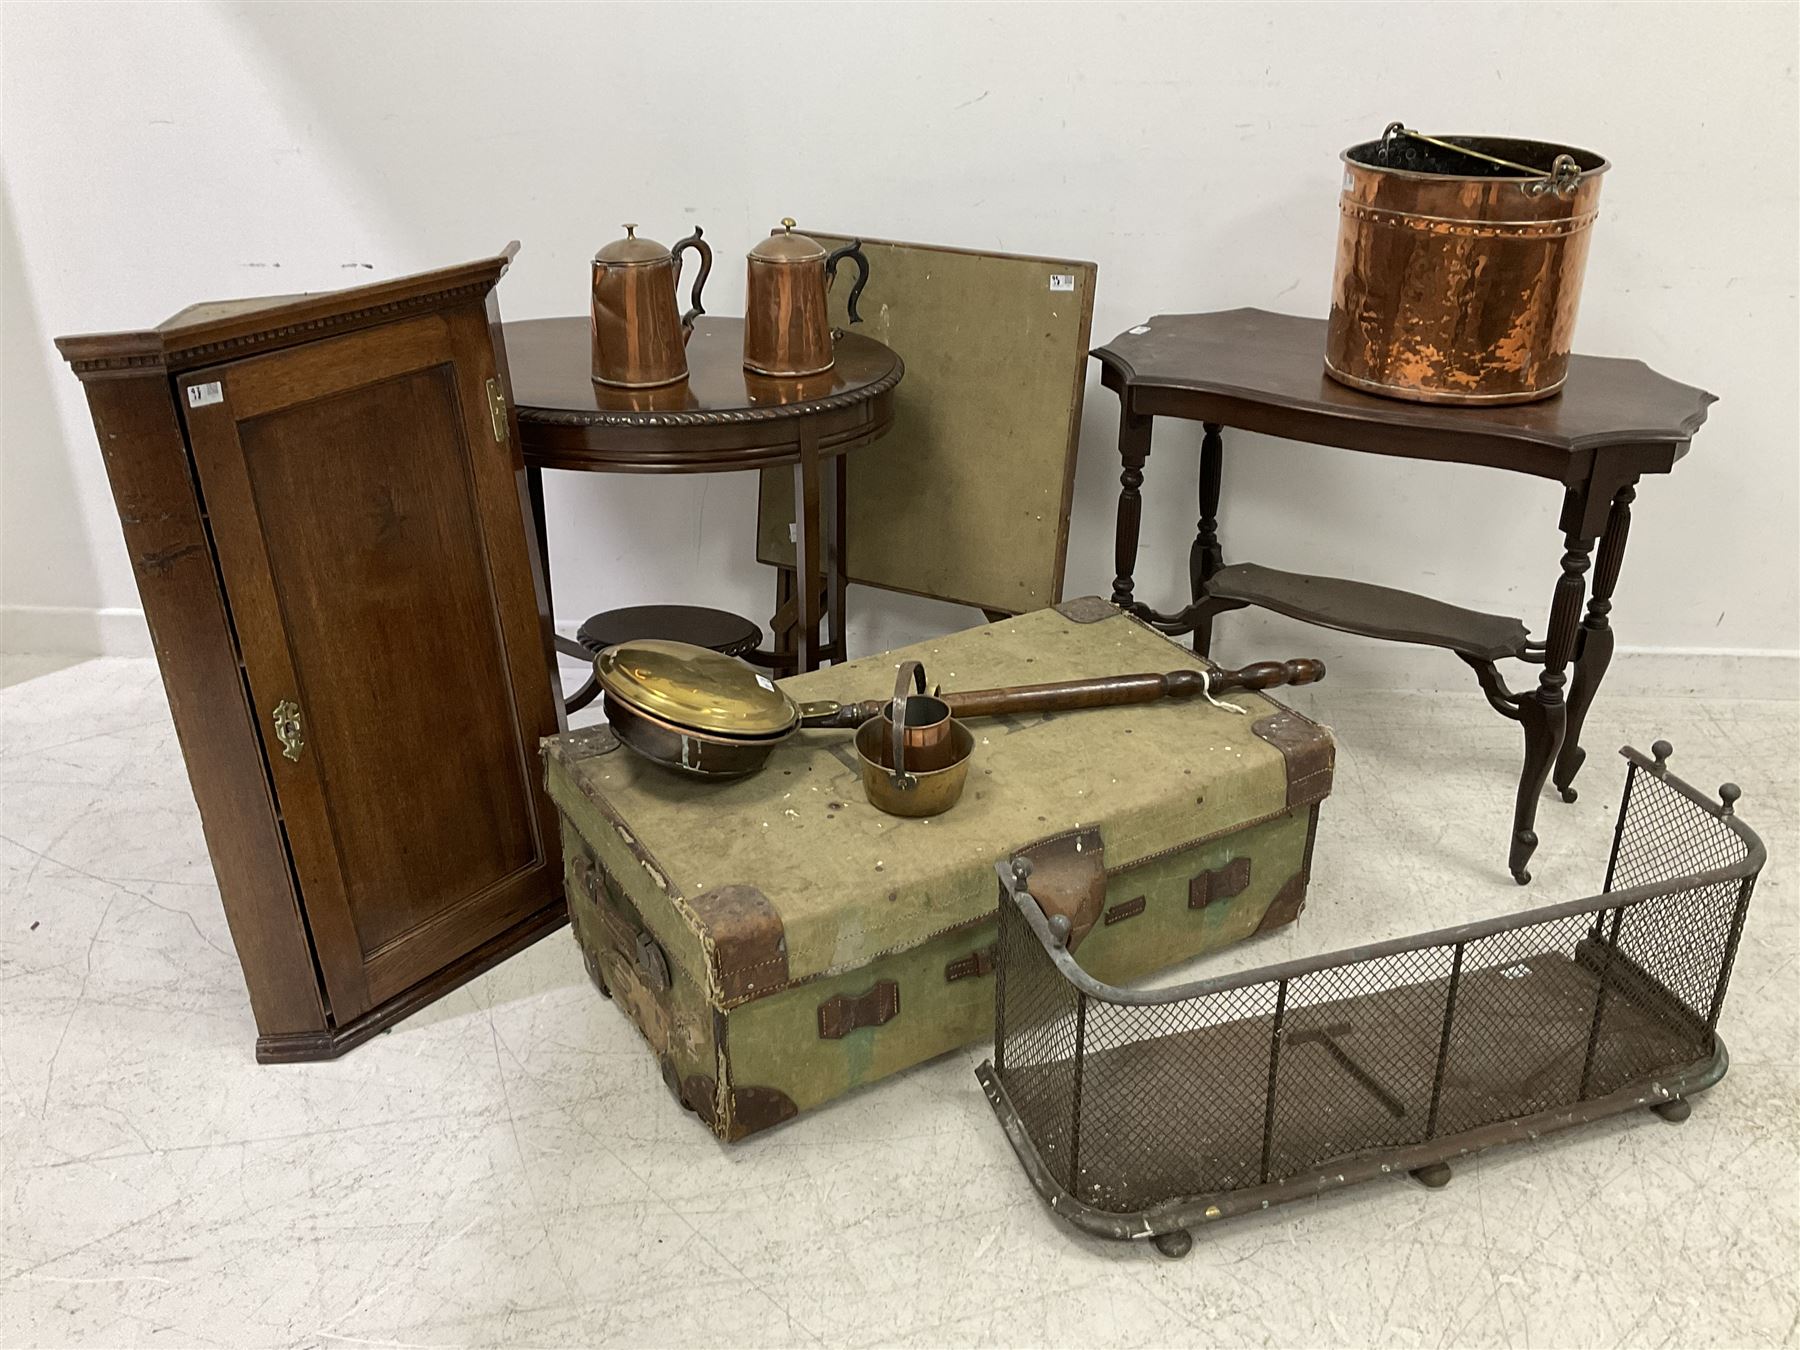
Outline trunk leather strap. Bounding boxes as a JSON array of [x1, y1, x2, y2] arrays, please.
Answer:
[[1190, 855, 1252, 909], [579, 847, 675, 995], [817, 981, 900, 1039], [945, 944, 997, 982], [1104, 895, 1147, 925]]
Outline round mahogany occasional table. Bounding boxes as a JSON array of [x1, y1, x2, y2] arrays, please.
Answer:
[[561, 605, 763, 715], [503, 316, 903, 685]]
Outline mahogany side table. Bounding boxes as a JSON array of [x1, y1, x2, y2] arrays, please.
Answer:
[[503, 316, 902, 679], [1093, 309, 1715, 884]]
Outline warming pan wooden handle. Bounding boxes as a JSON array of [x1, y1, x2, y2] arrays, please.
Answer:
[[938, 659, 1325, 719]]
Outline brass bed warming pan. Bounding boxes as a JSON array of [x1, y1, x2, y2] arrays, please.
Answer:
[[594, 639, 1325, 781]]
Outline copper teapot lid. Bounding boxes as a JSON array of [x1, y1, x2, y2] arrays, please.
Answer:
[[594, 224, 671, 267], [748, 218, 827, 264]]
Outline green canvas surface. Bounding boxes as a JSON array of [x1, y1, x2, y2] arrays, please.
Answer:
[[544, 605, 1326, 1004]]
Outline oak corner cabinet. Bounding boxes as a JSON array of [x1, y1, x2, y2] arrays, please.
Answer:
[[55, 249, 568, 1062]]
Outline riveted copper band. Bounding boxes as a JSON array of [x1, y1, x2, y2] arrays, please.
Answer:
[[1338, 199, 1598, 239]]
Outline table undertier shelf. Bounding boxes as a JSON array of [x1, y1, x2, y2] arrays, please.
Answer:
[[1093, 308, 1712, 884], [1206, 563, 1533, 662]]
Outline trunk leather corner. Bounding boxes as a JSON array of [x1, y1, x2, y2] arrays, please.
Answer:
[[1052, 595, 1120, 624], [1252, 710, 1336, 808], [1256, 871, 1308, 934], [678, 1074, 799, 1141], [1016, 826, 1107, 950], [689, 884, 789, 1005]]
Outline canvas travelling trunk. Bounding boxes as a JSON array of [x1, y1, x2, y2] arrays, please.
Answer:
[[541, 598, 1335, 1140]]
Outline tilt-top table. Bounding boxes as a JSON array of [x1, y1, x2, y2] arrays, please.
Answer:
[[1093, 309, 1715, 883], [503, 316, 903, 695]]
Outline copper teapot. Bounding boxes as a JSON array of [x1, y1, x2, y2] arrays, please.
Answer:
[[742, 219, 871, 378], [590, 224, 712, 388]]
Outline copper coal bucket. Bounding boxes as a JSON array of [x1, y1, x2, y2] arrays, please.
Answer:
[[1325, 124, 1609, 405]]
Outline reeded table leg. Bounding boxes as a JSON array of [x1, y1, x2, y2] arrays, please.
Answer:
[[1556, 483, 1636, 802], [1189, 423, 1225, 655], [1512, 532, 1594, 884], [1110, 410, 1153, 610]]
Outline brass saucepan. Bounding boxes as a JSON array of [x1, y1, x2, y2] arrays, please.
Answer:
[[596, 639, 1325, 782], [854, 660, 976, 818]]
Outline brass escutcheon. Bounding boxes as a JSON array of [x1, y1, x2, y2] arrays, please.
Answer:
[[272, 699, 304, 761]]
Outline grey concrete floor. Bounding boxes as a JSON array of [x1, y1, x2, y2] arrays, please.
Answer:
[[2, 656, 1795, 1348]]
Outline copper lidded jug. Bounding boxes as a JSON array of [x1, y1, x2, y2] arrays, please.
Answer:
[[742, 218, 871, 378], [590, 224, 713, 388]]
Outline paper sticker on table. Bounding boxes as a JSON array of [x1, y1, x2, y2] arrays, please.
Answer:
[[1049, 274, 1076, 292]]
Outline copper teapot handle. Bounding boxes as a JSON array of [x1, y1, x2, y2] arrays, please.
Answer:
[[825, 239, 870, 326], [887, 660, 927, 790], [671, 227, 713, 333]]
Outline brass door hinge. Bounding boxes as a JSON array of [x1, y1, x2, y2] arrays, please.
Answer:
[[271, 699, 305, 761], [485, 377, 509, 446]]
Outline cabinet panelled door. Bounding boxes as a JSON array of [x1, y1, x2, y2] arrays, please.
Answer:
[[179, 304, 558, 1022]]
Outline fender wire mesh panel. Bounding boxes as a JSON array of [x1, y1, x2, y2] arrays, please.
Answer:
[[976, 744, 1764, 1256]]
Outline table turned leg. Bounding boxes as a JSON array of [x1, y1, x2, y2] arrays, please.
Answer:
[[1555, 483, 1636, 803], [527, 464, 599, 714], [767, 567, 798, 674], [526, 464, 553, 616], [765, 457, 843, 671], [1189, 422, 1226, 655], [826, 451, 848, 664], [793, 424, 825, 674], [1110, 410, 1153, 610], [1512, 531, 1595, 884]]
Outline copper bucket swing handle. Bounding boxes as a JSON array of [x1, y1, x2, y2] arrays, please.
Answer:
[[886, 660, 927, 791], [1382, 123, 1583, 198]]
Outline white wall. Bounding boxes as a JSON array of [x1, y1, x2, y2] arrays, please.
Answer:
[[5, 1, 1796, 692]]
